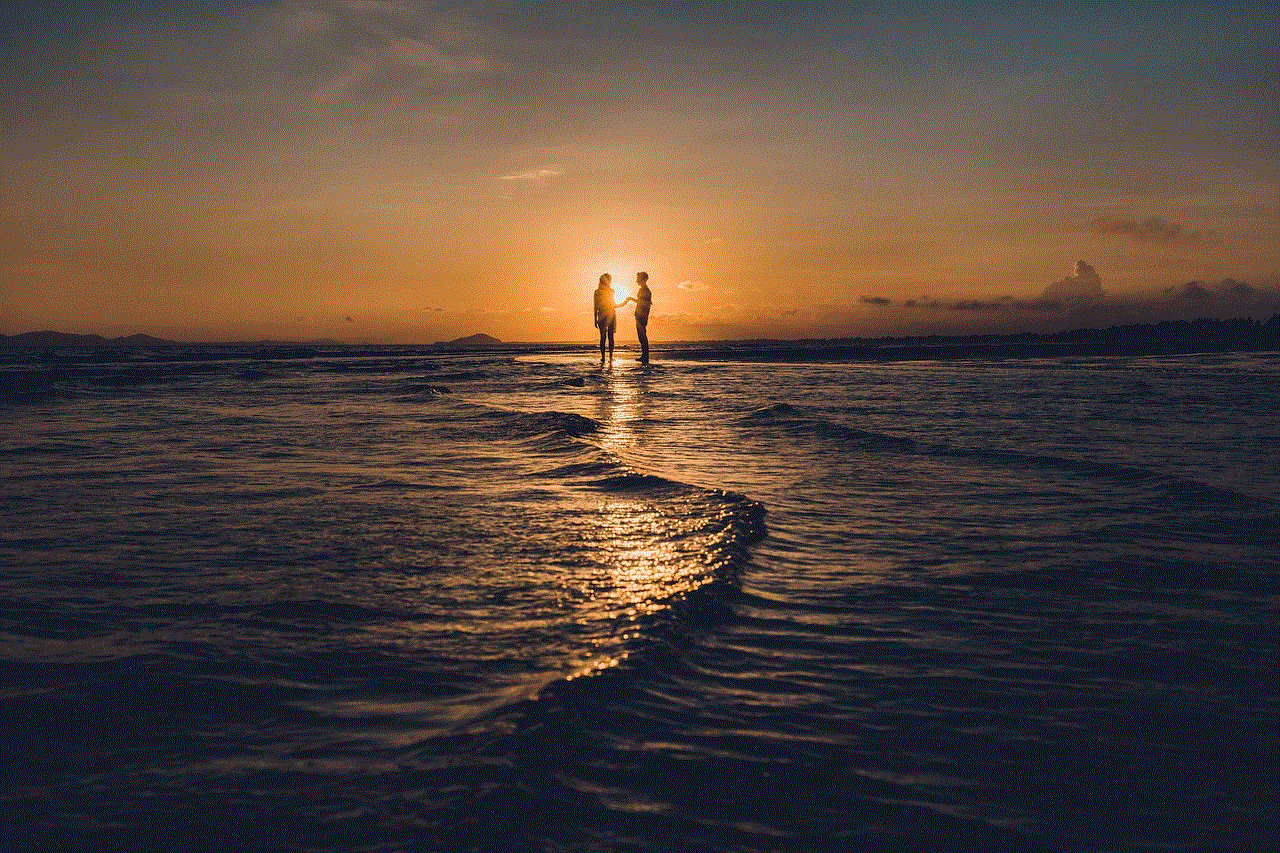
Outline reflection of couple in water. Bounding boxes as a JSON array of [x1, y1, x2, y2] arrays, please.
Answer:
[[593, 271, 652, 366]]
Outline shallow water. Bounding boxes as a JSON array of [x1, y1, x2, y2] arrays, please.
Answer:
[[2, 345, 1277, 851]]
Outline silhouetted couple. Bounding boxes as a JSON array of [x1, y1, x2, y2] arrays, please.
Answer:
[[593, 272, 651, 366]]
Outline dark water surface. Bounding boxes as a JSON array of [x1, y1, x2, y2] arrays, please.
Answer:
[[2, 346, 1277, 851]]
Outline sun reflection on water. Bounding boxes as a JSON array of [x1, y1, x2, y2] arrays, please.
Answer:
[[594, 365, 653, 455], [563, 368, 736, 681]]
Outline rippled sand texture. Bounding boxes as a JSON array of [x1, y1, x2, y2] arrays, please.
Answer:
[[2, 346, 1277, 851]]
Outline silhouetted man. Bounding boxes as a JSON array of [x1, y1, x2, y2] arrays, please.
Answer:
[[620, 271, 652, 364]]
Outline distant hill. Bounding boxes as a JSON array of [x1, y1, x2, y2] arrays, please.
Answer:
[[433, 333, 502, 348], [0, 331, 179, 347], [0, 332, 349, 348]]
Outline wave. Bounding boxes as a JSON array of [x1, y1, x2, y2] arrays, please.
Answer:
[[738, 402, 1264, 508], [739, 403, 918, 451], [394, 382, 451, 402], [473, 407, 603, 441], [435, 369, 493, 382], [1, 441, 83, 455], [533, 460, 619, 479], [425, 398, 768, 689], [0, 371, 61, 403], [960, 553, 1279, 597], [925, 443, 1267, 508], [84, 365, 225, 386], [309, 358, 441, 375], [2, 362, 238, 401], [586, 471, 697, 494]]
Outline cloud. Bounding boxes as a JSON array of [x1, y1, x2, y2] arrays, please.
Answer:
[[679, 280, 708, 292], [1042, 260, 1105, 303], [498, 165, 563, 182], [424, 306, 445, 312], [893, 266, 1275, 328], [1092, 216, 1204, 242], [860, 295, 892, 305], [279, 2, 491, 105], [1164, 279, 1257, 302], [389, 37, 476, 75], [283, 3, 331, 32], [335, 1, 418, 16], [1219, 279, 1255, 297], [949, 297, 1062, 312]]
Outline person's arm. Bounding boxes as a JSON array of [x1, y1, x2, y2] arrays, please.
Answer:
[[618, 297, 635, 308]]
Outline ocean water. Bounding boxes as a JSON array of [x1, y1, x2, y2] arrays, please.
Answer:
[[1, 344, 1277, 852]]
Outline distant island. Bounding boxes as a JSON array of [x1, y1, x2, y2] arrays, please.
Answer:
[[0, 331, 181, 348], [0, 330, 507, 349], [0, 332, 342, 348], [431, 333, 502, 348]]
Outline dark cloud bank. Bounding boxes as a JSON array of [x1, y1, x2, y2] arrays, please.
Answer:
[[861, 261, 1280, 334]]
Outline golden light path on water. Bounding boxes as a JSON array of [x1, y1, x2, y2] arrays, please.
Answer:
[[563, 365, 730, 683], [274, 363, 737, 746]]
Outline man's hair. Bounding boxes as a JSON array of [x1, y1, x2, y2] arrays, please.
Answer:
[[638, 271, 649, 282], [600, 273, 611, 285]]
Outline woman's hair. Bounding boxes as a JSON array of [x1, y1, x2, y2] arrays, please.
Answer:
[[599, 273, 611, 285], [638, 271, 649, 282]]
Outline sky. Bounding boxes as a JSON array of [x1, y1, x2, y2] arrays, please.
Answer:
[[2, 1, 1277, 343]]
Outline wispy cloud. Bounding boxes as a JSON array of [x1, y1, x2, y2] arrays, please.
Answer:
[[334, 1, 418, 17], [283, 3, 331, 33], [949, 297, 1062, 312], [270, 2, 492, 105], [388, 37, 475, 75], [679, 280, 708, 291], [497, 165, 563, 182], [860, 295, 892, 305], [1092, 216, 1205, 242]]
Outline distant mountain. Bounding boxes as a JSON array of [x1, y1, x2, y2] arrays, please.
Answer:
[[0, 331, 180, 347], [434, 333, 502, 348], [0, 331, 346, 348], [111, 333, 179, 346]]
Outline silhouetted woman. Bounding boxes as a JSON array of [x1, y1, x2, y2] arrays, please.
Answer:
[[593, 273, 617, 364]]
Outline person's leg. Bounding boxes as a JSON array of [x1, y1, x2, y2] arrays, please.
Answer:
[[607, 320, 615, 360], [598, 324, 606, 362], [637, 318, 649, 363]]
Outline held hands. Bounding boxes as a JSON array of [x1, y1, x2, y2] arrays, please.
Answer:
[[617, 297, 636, 308]]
